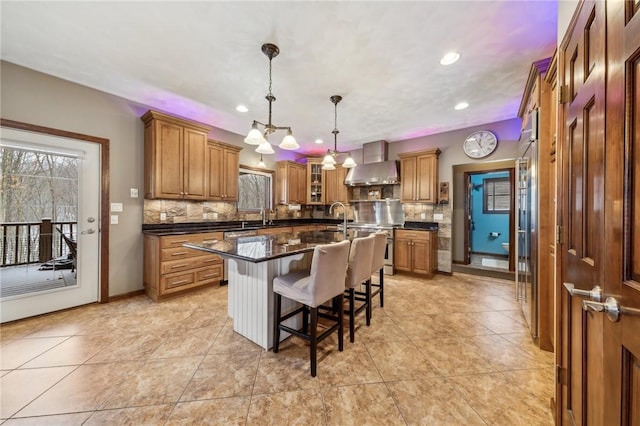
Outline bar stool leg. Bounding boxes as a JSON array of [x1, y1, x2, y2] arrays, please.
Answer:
[[273, 293, 282, 353], [302, 305, 309, 334], [337, 294, 344, 351], [365, 279, 372, 326], [348, 288, 355, 343], [310, 307, 318, 377], [379, 269, 384, 307]]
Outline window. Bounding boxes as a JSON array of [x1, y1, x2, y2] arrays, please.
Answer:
[[483, 177, 510, 214], [237, 167, 272, 211]]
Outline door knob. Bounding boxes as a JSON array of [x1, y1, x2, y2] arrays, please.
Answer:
[[563, 282, 602, 302], [582, 297, 640, 322], [81, 228, 95, 235]]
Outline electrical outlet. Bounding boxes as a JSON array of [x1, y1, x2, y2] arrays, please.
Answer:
[[130, 188, 139, 198], [212, 212, 218, 219], [434, 213, 444, 221], [203, 213, 208, 219], [420, 212, 427, 219], [110, 215, 119, 225], [160, 212, 167, 221]]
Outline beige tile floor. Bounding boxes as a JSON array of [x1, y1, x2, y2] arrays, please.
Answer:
[[0, 273, 555, 425]]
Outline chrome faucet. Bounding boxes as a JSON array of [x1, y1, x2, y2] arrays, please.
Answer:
[[261, 208, 269, 226], [329, 202, 348, 238]]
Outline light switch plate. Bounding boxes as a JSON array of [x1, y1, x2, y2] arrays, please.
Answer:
[[110, 202, 123, 212], [110, 215, 119, 225], [434, 213, 444, 221], [160, 212, 167, 221], [130, 188, 139, 198]]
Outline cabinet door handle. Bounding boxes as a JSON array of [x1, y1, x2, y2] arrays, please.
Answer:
[[172, 251, 189, 256], [171, 279, 190, 285], [202, 273, 220, 279], [171, 240, 189, 244], [170, 264, 188, 269]]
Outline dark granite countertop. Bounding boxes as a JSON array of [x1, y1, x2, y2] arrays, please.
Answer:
[[142, 219, 344, 236], [401, 221, 439, 231], [184, 230, 349, 263]]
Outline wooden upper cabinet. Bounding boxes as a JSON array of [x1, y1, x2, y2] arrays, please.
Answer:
[[306, 158, 325, 205], [276, 161, 306, 204], [325, 165, 349, 204], [398, 148, 440, 203], [142, 110, 212, 200], [207, 140, 241, 201]]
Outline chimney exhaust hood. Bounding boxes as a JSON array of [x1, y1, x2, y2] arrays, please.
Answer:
[[344, 140, 400, 186]]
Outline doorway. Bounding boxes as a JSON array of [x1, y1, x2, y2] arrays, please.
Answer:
[[464, 169, 515, 272], [1, 124, 107, 322]]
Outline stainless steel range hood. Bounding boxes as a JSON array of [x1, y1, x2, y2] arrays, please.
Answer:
[[344, 140, 400, 186]]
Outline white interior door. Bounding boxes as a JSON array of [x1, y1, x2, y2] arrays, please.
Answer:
[[1, 127, 100, 322]]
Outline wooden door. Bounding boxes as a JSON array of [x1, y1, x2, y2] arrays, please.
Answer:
[[416, 154, 437, 202], [183, 128, 207, 200], [156, 120, 183, 199], [400, 157, 416, 202], [223, 147, 239, 201], [206, 143, 223, 200], [557, 0, 640, 424], [601, 0, 640, 423]]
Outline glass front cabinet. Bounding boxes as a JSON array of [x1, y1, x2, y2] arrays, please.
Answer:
[[306, 158, 325, 204]]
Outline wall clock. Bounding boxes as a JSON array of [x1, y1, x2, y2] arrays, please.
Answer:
[[463, 130, 498, 159]]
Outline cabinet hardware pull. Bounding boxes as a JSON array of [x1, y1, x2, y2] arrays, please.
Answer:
[[171, 280, 189, 285], [171, 264, 188, 269], [172, 251, 188, 256], [202, 273, 219, 278], [172, 240, 189, 244]]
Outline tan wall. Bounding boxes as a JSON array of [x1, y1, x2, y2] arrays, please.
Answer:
[[0, 61, 254, 297]]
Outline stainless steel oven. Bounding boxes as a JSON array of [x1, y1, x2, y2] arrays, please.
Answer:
[[340, 223, 395, 275]]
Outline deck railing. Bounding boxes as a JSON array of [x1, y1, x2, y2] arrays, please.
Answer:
[[0, 219, 77, 267]]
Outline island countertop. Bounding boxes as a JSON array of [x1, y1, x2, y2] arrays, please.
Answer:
[[184, 230, 349, 263]]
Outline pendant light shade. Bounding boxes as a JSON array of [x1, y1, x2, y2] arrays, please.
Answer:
[[244, 122, 266, 145], [256, 140, 275, 154], [322, 162, 336, 171], [342, 153, 357, 168], [322, 150, 337, 166], [257, 154, 266, 168], [279, 129, 299, 150]]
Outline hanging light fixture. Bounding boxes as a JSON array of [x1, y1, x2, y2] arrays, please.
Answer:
[[244, 43, 299, 152], [321, 95, 357, 170], [257, 154, 266, 168]]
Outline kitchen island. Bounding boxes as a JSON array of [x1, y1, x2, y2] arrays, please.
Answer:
[[184, 230, 348, 349]]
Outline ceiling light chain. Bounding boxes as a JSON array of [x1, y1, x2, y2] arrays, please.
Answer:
[[244, 43, 299, 152]]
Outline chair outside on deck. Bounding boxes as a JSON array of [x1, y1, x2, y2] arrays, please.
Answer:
[[272, 240, 351, 377], [57, 228, 77, 275], [370, 232, 387, 308], [344, 234, 376, 343]]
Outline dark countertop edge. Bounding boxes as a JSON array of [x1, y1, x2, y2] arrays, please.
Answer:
[[142, 219, 344, 235], [183, 242, 314, 263], [401, 221, 439, 231]]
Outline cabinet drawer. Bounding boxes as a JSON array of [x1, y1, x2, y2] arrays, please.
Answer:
[[395, 230, 430, 241], [258, 227, 292, 235], [196, 265, 223, 282], [161, 246, 201, 261], [161, 232, 223, 248], [160, 254, 222, 274], [161, 271, 196, 292]]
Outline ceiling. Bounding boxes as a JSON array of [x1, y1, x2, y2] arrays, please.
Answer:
[[0, 1, 557, 156]]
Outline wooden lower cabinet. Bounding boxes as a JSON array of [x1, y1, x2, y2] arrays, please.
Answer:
[[144, 232, 223, 301], [257, 227, 293, 236], [394, 229, 437, 278]]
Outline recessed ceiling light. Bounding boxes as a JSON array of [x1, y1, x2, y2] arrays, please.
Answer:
[[440, 52, 460, 66], [236, 105, 248, 112], [454, 102, 469, 110], [315, 138, 323, 144]]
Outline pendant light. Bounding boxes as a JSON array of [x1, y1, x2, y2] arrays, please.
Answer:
[[321, 95, 356, 170], [257, 154, 266, 168], [244, 43, 299, 152]]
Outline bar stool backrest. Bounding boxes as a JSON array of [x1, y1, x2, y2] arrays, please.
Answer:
[[346, 234, 376, 289], [371, 232, 387, 273], [309, 240, 351, 305]]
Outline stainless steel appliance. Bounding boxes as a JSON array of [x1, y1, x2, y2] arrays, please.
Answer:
[[339, 199, 404, 275], [515, 107, 539, 338]]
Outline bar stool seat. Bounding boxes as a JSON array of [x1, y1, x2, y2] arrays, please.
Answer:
[[344, 234, 376, 343], [273, 240, 351, 377], [370, 232, 387, 308]]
